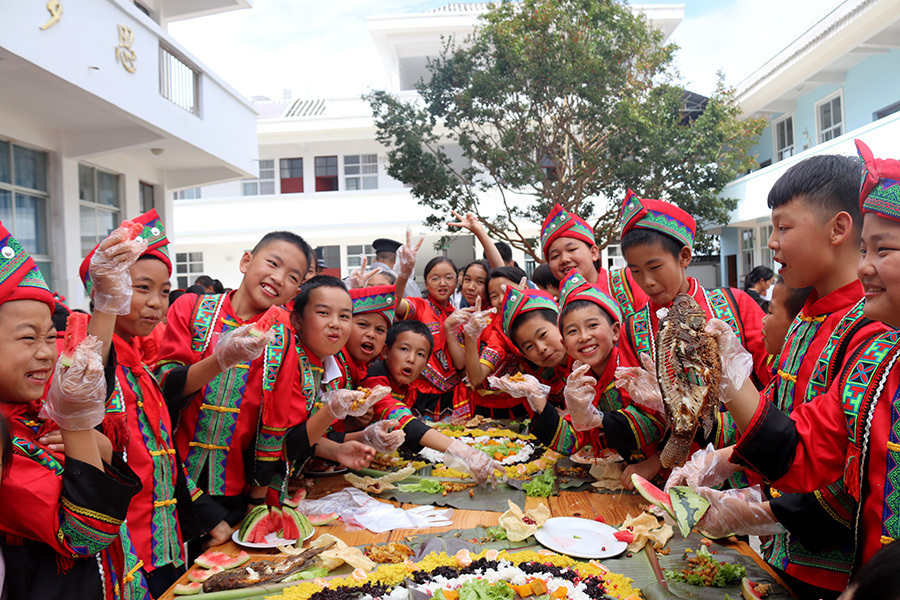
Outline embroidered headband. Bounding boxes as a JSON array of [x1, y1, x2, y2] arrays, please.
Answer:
[[349, 284, 396, 324], [855, 139, 900, 223], [500, 285, 559, 338], [0, 220, 55, 311], [620, 189, 696, 249], [540, 203, 597, 259], [557, 270, 622, 324]]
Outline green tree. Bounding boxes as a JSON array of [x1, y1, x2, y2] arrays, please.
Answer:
[[366, 0, 764, 258]]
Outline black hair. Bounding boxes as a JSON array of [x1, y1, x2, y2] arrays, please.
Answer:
[[0, 413, 10, 481], [368, 268, 396, 284], [52, 301, 71, 332], [169, 289, 187, 306], [773, 276, 813, 321], [484, 241, 513, 264], [461, 259, 489, 280], [845, 539, 900, 600], [185, 284, 206, 295], [484, 266, 528, 293], [292, 275, 350, 318], [385, 319, 434, 355], [559, 298, 615, 329], [767, 154, 862, 231], [375, 250, 396, 262], [508, 309, 558, 350], [251, 231, 314, 267], [422, 256, 457, 279], [194, 275, 214, 288], [531, 263, 560, 292], [620, 227, 685, 260], [743, 265, 775, 291], [211, 279, 225, 294]]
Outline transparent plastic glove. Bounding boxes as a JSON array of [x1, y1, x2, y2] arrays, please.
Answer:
[[665, 444, 739, 492], [705, 318, 754, 402], [213, 324, 273, 371], [89, 224, 148, 315], [696, 485, 786, 537], [41, 335, 107, 431], [359, 420, 406, 453], [463, 297, 495, 340], [347, 256, 382, 289], [487, 373, 550, 413], [445, 439, 503, 487], [615, 352, 664, 414], [324, 385, 391, 420], [564, 362, 601, 432], [396, 228, 425, 279]]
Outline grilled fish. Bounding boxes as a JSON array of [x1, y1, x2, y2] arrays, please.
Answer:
[[655, 293, 721, 468], [202, 542, 334, 592]]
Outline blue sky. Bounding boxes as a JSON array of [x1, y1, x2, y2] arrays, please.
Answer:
[[169, 0, 838, 101]]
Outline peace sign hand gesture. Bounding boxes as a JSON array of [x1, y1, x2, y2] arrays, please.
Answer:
[[397, 227, 425, 279], [348, 256, 383, 289]]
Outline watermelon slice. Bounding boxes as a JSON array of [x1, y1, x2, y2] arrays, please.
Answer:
[[283, 487, 307, 508], [631, 474, 674, 519], [741, 577, 769, 599], [241, 507, 283, 544], [282, 507, 313, 540], [186, 566, 223, 583], [614, 530, 634, 543], [280, 511, 300, 540], [194, 550, 250, 570], [173, 582, 202, 595], [60, 312, 90, 367], [120, 219, 144, 240], [307, 512, 339, 526], [238, 505, 269, 542], [669, 486, 710, 538], [250, 305, 281, 337]]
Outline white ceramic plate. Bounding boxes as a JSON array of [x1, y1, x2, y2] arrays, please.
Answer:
[[533, 517, 628, 559], [231, 526, 314, 549]]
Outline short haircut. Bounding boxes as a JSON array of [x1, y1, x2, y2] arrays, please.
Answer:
[[194, 275, 214, 288], [773, 276, 813, 322], [484, 241, 513, 264], [509, 309, 557, 350], [251, 231, 314, 262], [621, 227, 684, 260], [423, 256, 457, 279], [292, 275, 349, 318], [744, 265, 774, 291], [559, 298, 615, 328], [484, 265, 528, 292], [375, 251, 395, 262], [386, 319, 434, 355], [767, 154, 862, 231], [531, 263, 559, 291], [369, 268, 396, 284], [845, 539, 900, 600]]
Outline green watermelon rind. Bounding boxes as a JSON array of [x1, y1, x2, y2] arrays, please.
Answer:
[[283, 488, 308, 508], [669, 486, 710, 538], [740, 577, 764, 599], [282, 507, 314, 540], [173, 582, 203, 595], [194, 550, 250, 570], [186, 565, 223, 583], [307, 512, 339, 526], [631, 474, 675, 519], [238, 505, 270, 542]]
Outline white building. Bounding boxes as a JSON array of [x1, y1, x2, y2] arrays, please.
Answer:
[[172, 2, 684, 290], [714, 0, 900, 288], [0, 0, 258, 306]]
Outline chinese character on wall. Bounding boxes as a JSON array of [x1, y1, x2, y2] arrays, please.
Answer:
[[115, 24, 137, 73]]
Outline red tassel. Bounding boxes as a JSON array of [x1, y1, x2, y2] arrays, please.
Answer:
[[55, 553, 74, 576], [101, 412, 129, 454], [845, 445, 861, 501]]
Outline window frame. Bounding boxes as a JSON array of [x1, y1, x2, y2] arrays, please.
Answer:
[[175, 251, 205, 289], [346, 244, 376, 269], [344, 154, 378, 191], [280, 157, 303, 194], [139, 181, 155, 213], [79, 163, 122, 259], [759, 224, 774, 270], [172, 187, 201, 200], [740, 228, 755, 279], [772, 114, 795, 162], [243, 159, 276, 196], [314, 156, 339, 192], [0, 138, 52, 280], [815, 90, 844, 144]]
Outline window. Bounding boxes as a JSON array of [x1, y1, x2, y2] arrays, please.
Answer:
[[315, 156, 338, 192], [740, 229, 755, 278], [759, 224, 774, 269], [280, 158, 303, 193], [175, 251, 204, 289], [172, 187, 201, 200], [243, 159, 276, 196], [139, 181, 155, 213], [874, 101, 900, 121], [774, 116, 794, 162], [606, 244, 625, 270], [317, 245, 340, 269], [346, 244, 376, 268], [344, 154, 378, 190], [817, 92, 843, 143], [80, 164, 121, 257], [538, 152, 560, 181], [0, 140, 52, 282]]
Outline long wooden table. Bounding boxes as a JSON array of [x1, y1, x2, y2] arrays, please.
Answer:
[[161, 475, 794, 599]]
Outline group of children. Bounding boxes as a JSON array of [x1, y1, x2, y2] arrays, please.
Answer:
[[1, 137, 899, 599]]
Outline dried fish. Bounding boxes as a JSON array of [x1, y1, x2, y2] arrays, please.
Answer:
[[202, 542, 334, 592]]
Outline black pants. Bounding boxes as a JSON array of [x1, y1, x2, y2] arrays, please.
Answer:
[[144, 563, 186, 599]]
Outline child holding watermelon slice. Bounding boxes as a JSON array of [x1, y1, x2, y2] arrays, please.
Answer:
[[80, 211, 233, 598], [0, 221, 149, 600]]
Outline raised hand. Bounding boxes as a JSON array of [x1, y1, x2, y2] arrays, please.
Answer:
[[487, 373, 550, 413], [396, 228, 425, 279], [89, 223, 148, 315], [447, 210, 483, 233], [614, 352, 663, 414], [347, 256, 383, 289], [564, 362, 602, 431], [463, 296, 495, 340], [42, 335, 107, 431]]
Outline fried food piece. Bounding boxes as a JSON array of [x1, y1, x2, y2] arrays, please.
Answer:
[[364, 542, 414, 564]]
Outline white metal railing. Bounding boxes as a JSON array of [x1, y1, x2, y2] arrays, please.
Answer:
[[159, 46, 200, 116]]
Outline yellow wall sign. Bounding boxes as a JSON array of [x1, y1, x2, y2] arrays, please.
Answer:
[[115, 24, 137, 73], [39, 0, 63, 30]]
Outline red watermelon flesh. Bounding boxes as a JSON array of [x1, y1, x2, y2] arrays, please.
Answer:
[[280, 512, 300, 540], [246, 508, 283, 543], [186, 566, 223, 583], [283, 487, 307, 508], [307, 512, 339, 526], [631, 473, 675, 519], [61, 312, 90, 367], [250, 305, 281, 337], [193, 550, 250, 570], [173, 582, 202, 596], [120, 219, 144, 240]]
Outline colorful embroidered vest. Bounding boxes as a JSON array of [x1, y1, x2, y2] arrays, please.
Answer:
[[607, 268, 640, 318]]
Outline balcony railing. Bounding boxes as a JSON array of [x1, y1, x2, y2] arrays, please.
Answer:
[[159, 45, 200, 116]]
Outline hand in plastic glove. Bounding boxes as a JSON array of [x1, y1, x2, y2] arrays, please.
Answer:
[[487, 373, 550, 413], [359, 419, 406, 453], [347, 256, 383, 289], [444, 307, 473, 337], [89, 223, 148, 315], [564, 362, 601, 432], [705, 318, 754, 402], [445, 439, 503, 487], [463, 296, 495, 340], [333, 440, 377, 471], [324, 385, 391, 420], [695, 485, 786, 538], [396, 228, 425, 279], [615, 353, 663, 414], [213, 324, 273, 371], [665, 444, 739, 492], [41, 335, 107, 431]]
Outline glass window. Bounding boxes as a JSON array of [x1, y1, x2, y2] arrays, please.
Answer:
[[244, 159, 276, 195], [280, 158, 303, 193], [139, 181, 155, 213], [741, 229, 755, 277], [344, 154, 378, 191], [774, 116, 794, 162], [13, 145, 47, 192], [315, 156, 338, 192], [318, 245, 340, 269], [0, 141, 51, 272], [759, 224, 774, 269], [0, 141, 9, 184], [346, 244, 375, 268], [175, 251, 204, 289], [172, 187, 201, 200], [818, 94, 843, 143], [79, 164, 121, 257]]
